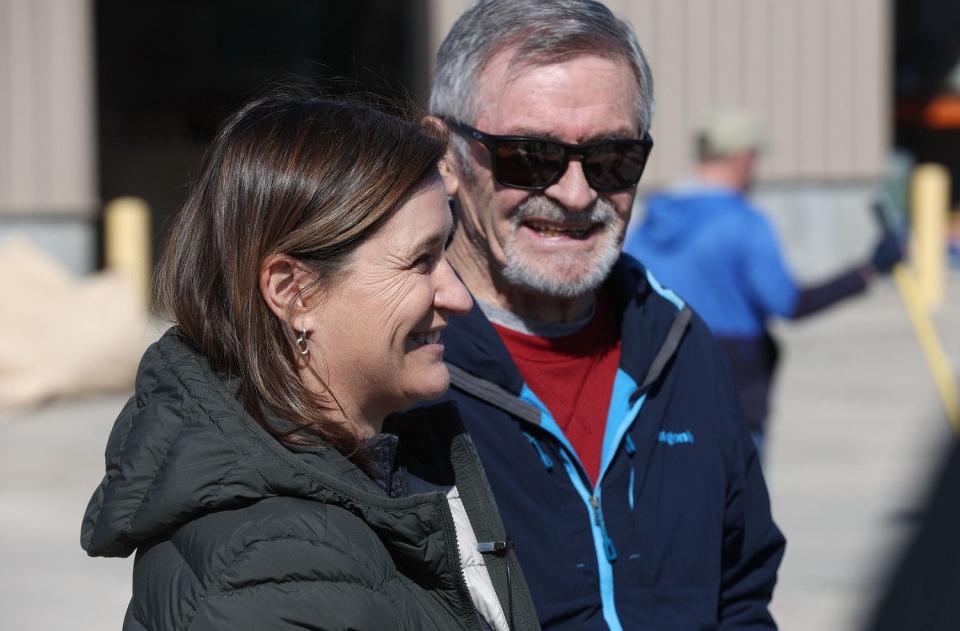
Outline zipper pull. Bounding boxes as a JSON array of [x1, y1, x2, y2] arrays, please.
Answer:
[[477, 540, 514, 554], [624, 433, 637, 456], [590, 496, 618, 561], [522, 432, 554, 471]]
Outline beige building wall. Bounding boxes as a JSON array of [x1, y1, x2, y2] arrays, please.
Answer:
[[0, 0, 97, 217], [426, 0, 891, 188], [0, 0, 97, 273]]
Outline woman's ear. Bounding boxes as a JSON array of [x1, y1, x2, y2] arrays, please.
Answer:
[[258, 254, 315, 327]]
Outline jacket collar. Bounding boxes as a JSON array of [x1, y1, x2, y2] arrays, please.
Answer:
[[443, 254, 690, 395]]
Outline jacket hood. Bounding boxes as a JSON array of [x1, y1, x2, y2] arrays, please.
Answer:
[[638, 183, 742, 250], [81, 329, 459, 559]]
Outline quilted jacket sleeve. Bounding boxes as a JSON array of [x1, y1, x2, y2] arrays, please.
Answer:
[[124, 498, 409, 631], [186, 547, 404, 631]]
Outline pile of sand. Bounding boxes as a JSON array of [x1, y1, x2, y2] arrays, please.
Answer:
[[0, 237, 151, 413]]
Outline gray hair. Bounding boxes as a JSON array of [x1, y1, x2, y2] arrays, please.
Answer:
[[429, 0, 654, 135]]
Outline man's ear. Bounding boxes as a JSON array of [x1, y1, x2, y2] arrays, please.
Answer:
[[423, 115, 462, 198], [438, 150, 462, 198], [259, 254, 316, 327]]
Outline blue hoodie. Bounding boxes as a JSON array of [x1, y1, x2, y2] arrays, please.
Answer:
[[625, 184, 798, 338]]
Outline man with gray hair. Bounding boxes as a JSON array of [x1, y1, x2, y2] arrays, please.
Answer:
[[430, 1, 785, 629]]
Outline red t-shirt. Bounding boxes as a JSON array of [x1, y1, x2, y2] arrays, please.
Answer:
[[492, 290, 621, 485]]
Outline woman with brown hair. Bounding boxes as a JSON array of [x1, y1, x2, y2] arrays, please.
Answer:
[[81, 90, 540, 631]]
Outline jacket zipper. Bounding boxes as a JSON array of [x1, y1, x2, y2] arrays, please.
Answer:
[[527, 427, 621, 562], [590, 495, 618, 561], [478, 540, 516, 630], [517, 382, 646, 629], [524, 413, 623, 565], [437, 494, 483, 631]]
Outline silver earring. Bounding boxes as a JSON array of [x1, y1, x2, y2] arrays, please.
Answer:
[[295, 328, 309, 356]]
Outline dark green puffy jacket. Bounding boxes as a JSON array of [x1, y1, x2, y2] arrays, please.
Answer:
[[81, 330, 539, 630]]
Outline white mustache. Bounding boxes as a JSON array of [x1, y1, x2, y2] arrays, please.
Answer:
[[511, 196, 618, 228]]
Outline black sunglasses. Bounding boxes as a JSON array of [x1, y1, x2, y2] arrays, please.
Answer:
[[448, 120, 653, 192]]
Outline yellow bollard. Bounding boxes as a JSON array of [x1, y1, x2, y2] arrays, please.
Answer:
[[909, 164, 950, 310], [104, 196, 151, 311], [891, 264, 960, 433]]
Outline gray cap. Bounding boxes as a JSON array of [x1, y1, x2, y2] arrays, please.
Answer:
[[697, 110, 764, 159]]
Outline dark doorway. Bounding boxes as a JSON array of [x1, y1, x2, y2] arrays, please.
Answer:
[[95, 0, 429, 273], [894, 0, 960, 209]]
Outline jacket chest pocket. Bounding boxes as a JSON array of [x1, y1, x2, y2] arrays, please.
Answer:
[[615, 443, 727, 587]]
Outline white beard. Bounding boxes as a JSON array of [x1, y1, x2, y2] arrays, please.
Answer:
[[500, 196, 623, 298]]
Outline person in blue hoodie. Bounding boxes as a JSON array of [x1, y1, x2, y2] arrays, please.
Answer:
[[625, 111, 902, 456], [429, 2, 785, 628]]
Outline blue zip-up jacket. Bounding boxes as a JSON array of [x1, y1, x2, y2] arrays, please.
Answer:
[[438, 255, 785, 630]]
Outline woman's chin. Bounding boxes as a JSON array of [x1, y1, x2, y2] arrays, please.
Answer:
[[406, 368, 451, 404]]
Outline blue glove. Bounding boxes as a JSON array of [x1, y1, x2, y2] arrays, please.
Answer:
[[870, 229, 903, 274]]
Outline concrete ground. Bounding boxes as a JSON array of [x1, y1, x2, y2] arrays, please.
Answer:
[[1, 393, 134, 630], [1, 272, 957, 630], [767, 270, 960, 630]]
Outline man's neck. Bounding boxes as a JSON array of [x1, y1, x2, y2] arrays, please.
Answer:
[[477, 297, 596, 337], [696, 160, 747, 193], [448, 243, 596, 323]]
